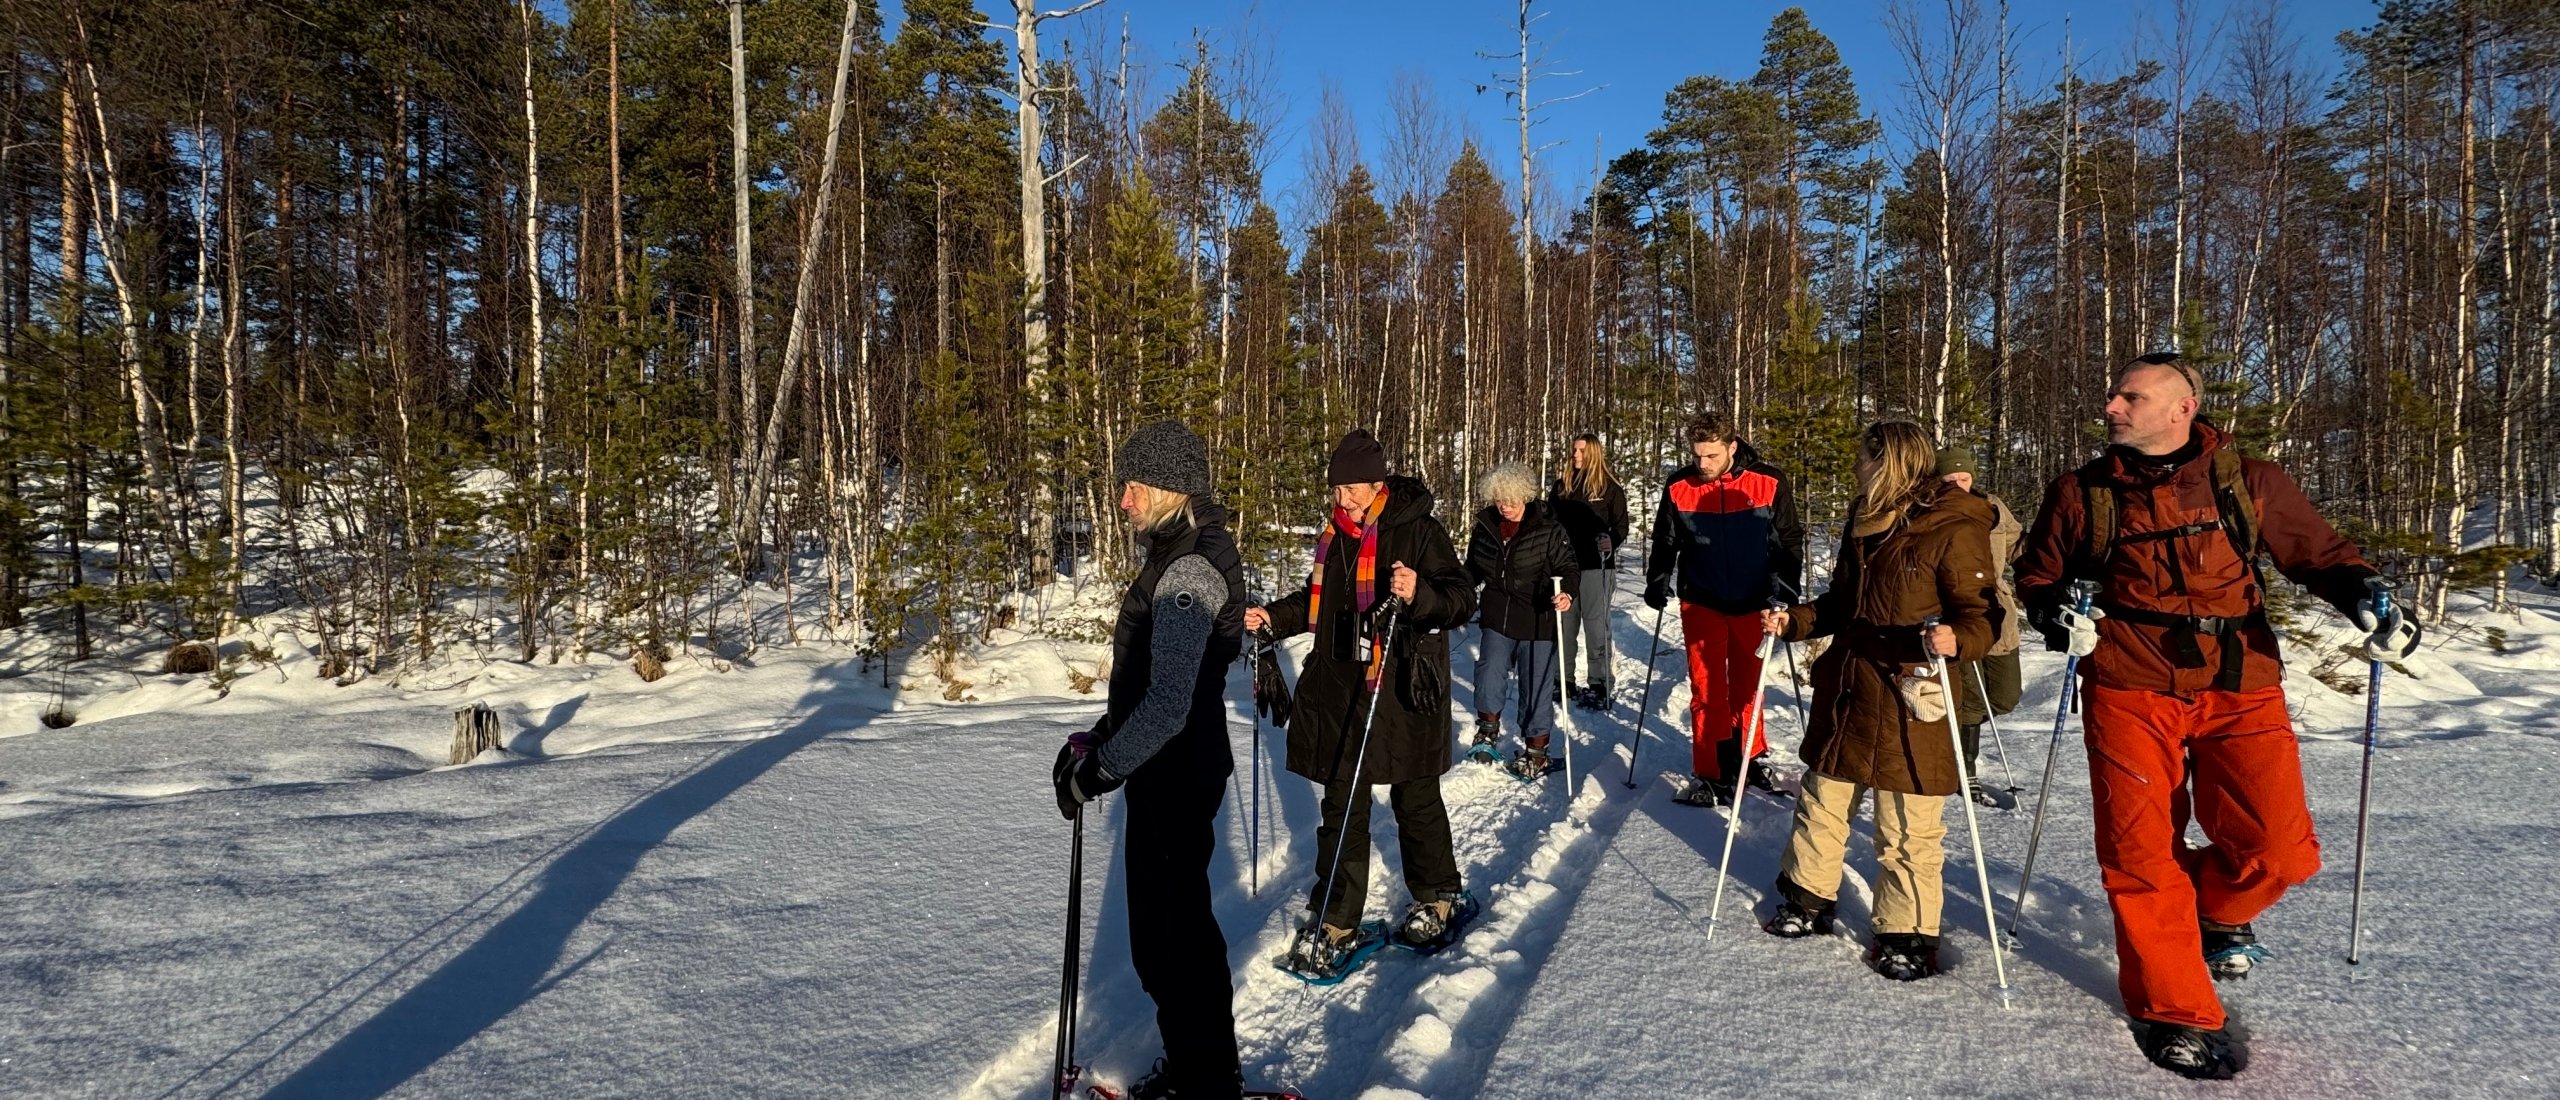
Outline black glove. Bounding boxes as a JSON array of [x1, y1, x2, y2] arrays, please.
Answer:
[[1052, 737, 1123, 820], [1596, 535, 1615, 562], [1251, 631, 1295, 726], [1643, 574, 1671, 611]]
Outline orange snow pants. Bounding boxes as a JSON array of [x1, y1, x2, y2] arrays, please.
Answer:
[[2083, 684, 2323, 1030], [1681, 603, 1767, 779]]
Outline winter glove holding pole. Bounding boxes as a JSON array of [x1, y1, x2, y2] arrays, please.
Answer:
[[1052, 729, 1124, 820], [1250, 624, 1294, 727], [2032, 602, 2105, 657], [1643, 573, 1671, 611], [2352, 575, 2421, 660]]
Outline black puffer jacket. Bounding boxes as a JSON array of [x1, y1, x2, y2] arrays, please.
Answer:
[[1263, 476, 1476, 785], [1549, 476, 1630, 571], [1465, 502, 1575, 642]]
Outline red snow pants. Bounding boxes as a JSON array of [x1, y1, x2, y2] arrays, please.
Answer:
[[1681, 603, 1767, 780], [2082, 683, 2322, 1030]]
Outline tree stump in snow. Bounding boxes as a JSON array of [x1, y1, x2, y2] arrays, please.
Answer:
[[633, 644, 668, 683], [162, 641, 217, 675], [449, 703, 503, 764]]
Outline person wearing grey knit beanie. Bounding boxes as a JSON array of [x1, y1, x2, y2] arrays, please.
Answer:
[[1053, 416, 1261, 1097]]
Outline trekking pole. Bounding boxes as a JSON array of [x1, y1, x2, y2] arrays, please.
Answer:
[[1552, 575, 1577, 793], [1248, 635, 1265, 900], [2349, 580, 2392, 965], [1052, 810, 1086, 1099], [1704, 606, 1784, 939], [1307, 598, 1406, 941], [1972, 663, 2021, 792], [2008, 580, 2098, 938], [1769, 579, 1811, 735], [1927, 615, 2012, 1006], [1623, 604, 1670, 789]]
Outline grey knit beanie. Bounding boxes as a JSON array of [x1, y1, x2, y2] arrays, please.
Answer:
[[1115, 420, 1212, 497]]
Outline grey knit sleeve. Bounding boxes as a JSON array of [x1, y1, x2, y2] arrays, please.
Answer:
[[1098, 555, 1229, 780]]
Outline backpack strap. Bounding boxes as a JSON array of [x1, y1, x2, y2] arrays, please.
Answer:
[[2079, 476, 2118, 581], [2211, 447, 2261, 573]]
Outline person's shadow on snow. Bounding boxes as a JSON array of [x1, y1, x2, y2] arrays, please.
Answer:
[[236, 658, 889, 1100]]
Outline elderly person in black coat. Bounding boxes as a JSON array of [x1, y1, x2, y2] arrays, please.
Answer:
[[1465, 461, 1576, 780], [1246, 429, 1477, 977]]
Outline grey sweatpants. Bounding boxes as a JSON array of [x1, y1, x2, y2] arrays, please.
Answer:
[[1557, 568, 1615, 689]]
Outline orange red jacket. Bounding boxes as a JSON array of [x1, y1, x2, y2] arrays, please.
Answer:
[[2015, 422, 2378, 695]]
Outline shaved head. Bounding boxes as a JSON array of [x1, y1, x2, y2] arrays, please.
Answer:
[[2105, 358, 2202, 455]]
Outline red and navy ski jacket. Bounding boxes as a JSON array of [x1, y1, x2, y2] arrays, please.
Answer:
[[1645, 442, 1806, 615]]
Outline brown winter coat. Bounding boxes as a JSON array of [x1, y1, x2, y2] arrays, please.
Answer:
[[1780, 482, 1999, 796], [2014, 422, 2377, 696]]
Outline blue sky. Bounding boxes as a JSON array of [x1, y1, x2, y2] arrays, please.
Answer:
[[896, 1, 2387, 223]]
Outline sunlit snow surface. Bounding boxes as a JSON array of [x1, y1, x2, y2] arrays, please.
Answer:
[[3, 574, 2555, 1098]]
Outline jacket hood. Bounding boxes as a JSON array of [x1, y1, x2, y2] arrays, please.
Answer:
[[1378, 475, 1439, 527]]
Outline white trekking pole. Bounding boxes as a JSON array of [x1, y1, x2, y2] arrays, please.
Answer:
[[1704, 601, 1785, 939], [1926, 615, 2012, 1006], [1552, 575, 1576, 793]]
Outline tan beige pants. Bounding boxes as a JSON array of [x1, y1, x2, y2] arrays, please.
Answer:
[[1778, 771, 1948, 936]]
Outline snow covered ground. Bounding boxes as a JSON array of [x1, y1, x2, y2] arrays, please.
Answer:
[[3, 564, 2556, 1098]]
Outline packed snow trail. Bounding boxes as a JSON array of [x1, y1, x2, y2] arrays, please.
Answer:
[[5, 575, 2559, 1097]]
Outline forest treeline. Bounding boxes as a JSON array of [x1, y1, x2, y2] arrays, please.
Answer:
[[1, 0, 2554, 678]]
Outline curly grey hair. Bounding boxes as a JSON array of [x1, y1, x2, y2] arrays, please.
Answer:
[[1477, 461, 1540, 507]]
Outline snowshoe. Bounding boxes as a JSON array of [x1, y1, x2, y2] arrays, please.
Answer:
[[1968, 781, 2019, 811], [2203, 921, 2269, 981], [1084, 1059, 1308, 1100], [1673, 774, 1732, 807], [1276, 920, 1387, 986], [1763, 899, 1836, 938], [2131, 1020, 2247, 1080], [1391, 890, 1482, 955], [1465, 715, 1502, 764], [1867, 933, 1941, 981], [1504, 747, 1555, 782]]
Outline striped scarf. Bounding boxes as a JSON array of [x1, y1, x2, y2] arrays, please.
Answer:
[[1308, 490, 1389, 684]]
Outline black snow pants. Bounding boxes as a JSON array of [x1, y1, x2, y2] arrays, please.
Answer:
[[1122, 729, 1242, 1098]]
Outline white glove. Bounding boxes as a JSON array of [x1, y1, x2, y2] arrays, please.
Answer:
[[2352, 585, 2421, 661], [2058, 606, 2104, 658]]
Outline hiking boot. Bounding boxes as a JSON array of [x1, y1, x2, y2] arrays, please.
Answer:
[[1398, 897, 1458, 946], [2132, 1020, 2247, 1080], [1504, 746, 1553, 780], [1763, 898, 1836, 938], [1672, 773, 1731, 806], [1472, 713, 1501, 749], [2202, 920, 2269, 981], [1867, 933, 1941, 981], [1741, 755, 1784, 795], [1285, 922, 1360, 975], [1968, 781, 2018, 810]]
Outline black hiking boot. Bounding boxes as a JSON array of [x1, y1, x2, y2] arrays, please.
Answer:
[[2132, 1020, 2247, 1080], [1763, 898, 1837, 938], [1867, 933, 1941, 981]]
